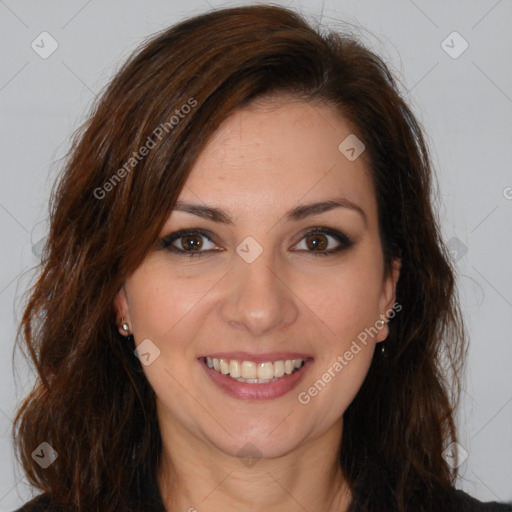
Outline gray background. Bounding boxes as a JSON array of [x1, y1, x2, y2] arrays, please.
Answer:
[[1, 0, 511, 509]]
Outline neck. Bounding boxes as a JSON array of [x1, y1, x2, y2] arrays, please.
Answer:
[[156, 410, 351, 512]]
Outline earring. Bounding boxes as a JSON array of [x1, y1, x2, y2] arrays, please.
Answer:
[[377, 317, 389, 352], [121, 318, 131, 335]]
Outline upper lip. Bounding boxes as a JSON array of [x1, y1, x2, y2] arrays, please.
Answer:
[[198, 352, 313, 363]]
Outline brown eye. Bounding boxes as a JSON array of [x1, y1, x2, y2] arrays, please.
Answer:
[[305, 233, 328, 251], [160, 229, 220, 257], [292, 227, 354, 256], [181, 234, 203, 251]]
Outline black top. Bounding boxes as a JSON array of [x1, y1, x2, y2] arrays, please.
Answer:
[[13, 487, 512, 512]]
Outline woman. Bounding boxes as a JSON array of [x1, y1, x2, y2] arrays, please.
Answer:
[[12, 5, 511, 512]]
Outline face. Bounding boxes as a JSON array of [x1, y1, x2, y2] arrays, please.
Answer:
[[114, 97, 399, 461]]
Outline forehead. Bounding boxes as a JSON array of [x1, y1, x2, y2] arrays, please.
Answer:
[[178, 98, 377, 224]]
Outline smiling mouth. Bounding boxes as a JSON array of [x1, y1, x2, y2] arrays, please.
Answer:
[[203, 356, 306, 383]]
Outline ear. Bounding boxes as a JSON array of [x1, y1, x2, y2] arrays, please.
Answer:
[[113, 286, 131, 337], [375, 257, 401, 342]]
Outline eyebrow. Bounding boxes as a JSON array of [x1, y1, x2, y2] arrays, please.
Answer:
[[173, 197, 367, 226]]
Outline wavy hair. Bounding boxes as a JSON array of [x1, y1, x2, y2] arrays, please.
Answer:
[[12, 5, 466, 511]]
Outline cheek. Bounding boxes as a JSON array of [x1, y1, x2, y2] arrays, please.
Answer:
[[296, 336, 375, 433], [124, 265, 207, 408], [295, 253, 385, 340], [125, 259, 217, 340]]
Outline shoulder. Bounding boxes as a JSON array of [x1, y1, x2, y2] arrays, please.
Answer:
[[451, 488, 512, 511], [12, 493, 57, 512], [13, 488, 512, 512]]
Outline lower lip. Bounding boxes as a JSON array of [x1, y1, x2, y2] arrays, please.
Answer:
[[200, 358, 313, 401]]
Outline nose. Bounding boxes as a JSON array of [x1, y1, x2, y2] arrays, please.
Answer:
[[220, 247, 299, 337]]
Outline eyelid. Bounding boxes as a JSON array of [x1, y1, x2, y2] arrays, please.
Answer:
[[159, 226, 354, 256], [159, 228, 220, 252], [290, 226, 354, 255]]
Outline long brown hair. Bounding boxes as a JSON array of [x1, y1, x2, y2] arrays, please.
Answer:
[[12, 5, 466, 511]]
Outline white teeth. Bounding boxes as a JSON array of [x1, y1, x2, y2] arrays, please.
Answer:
[[206, 357, 306, 382], [257, 362, 274, 380], [219, 359, 229, 375], [274, 360, 285, 378], [229, 359, 241, 378], [241, 361, 257, 379]]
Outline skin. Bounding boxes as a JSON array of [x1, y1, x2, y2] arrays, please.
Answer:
[[114, 96, 400, 512]]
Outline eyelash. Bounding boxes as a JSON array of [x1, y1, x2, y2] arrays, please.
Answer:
[[159, 227, 354, 258]]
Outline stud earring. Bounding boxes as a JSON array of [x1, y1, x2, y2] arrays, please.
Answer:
[[379, 317, 390, 354], [121, 318, 131, 335]]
